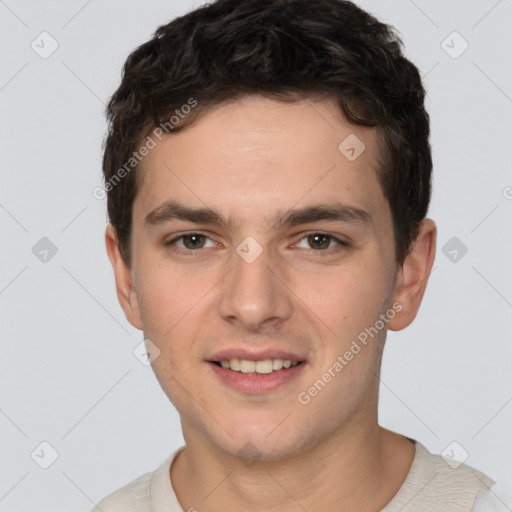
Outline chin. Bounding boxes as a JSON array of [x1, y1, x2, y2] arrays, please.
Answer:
[[208, 420, 314, 464], [220, 437, 303, 464]]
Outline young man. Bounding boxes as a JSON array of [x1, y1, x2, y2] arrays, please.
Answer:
[[93, 0, 502, 510]]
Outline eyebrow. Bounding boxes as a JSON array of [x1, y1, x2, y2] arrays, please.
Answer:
[[144, 199, 372, 230]]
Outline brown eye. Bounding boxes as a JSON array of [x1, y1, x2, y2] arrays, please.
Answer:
[[165, 232, 216, 255], [295, 232, 348, 254], [307, 233, 332, 250], [182, 234, 207, 249]]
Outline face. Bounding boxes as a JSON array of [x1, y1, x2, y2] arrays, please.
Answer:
[[108, 95, 428, 462]]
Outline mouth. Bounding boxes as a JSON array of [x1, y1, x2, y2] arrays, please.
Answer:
[[207, 357, 306, 393], [210, 358, 303, 374]]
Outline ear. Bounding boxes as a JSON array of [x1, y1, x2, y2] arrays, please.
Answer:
[[387, 219, 437, 331], [105, 224, 143, 330]]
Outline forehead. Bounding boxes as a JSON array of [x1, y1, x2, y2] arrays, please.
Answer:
[[134, 95, 387, 229]]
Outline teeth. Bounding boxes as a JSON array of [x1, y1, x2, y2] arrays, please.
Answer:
[[255, 359, 273, 374], [272, 358, 283, 370], [240, 360, 256, 373], [219, 358, 300, 373], [230, 358, 241, 371]]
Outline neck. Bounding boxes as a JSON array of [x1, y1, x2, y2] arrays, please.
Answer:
[[170, 415, 415, 511]]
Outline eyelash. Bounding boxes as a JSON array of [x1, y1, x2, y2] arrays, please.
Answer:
[[164, 231, 349, 256]]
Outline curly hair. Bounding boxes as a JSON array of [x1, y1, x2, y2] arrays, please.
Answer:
[[102, 0, 432, 267]]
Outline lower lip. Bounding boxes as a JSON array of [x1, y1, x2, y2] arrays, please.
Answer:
[[208, 361, 306, 393]]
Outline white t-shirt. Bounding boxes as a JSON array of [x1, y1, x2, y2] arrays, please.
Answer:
[[92, 439, 499, 511]]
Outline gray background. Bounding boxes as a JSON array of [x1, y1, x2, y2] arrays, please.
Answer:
[[0, 0, 511, 510]]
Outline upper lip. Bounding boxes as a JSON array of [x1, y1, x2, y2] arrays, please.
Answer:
[[208, 348, 307, 362]]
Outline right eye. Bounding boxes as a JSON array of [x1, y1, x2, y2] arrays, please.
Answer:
[[164, 232, 217, 255]]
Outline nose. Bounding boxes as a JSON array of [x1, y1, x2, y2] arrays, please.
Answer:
[[217, 241, 293, 331]]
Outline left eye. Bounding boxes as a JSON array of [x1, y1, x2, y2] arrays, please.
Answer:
[[295, 233, 346, 251]]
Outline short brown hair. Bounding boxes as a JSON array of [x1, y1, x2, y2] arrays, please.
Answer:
[[102, 0, 432, 267]]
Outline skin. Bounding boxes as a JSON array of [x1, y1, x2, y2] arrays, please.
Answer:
[[106, 95, 436, 511]]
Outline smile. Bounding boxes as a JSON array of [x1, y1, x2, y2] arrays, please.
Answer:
[[208, 358, 306, 393], [214, 358, 301, 374]]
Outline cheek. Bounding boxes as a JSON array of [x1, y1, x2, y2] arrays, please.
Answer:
[[135, 263, 208, 404], [135, 259, 206, 346], [296, 262, 389, 339]]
